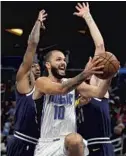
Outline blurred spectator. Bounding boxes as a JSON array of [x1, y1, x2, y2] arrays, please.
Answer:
[[2, 118, 11, 137], [6, 101, 16, 116], [1, 79, 16, 155]]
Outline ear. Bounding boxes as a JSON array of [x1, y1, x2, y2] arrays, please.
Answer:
[[45, 62, 51, 69]]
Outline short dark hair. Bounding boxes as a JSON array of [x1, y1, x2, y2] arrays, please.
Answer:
[[44, 51, 53, 63], [44, 50, 64, 64]]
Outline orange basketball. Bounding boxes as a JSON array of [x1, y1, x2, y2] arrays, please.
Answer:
[[93, 52, 120, 79]]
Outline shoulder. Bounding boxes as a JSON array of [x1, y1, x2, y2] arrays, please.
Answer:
[[36, 76, 50, 84], [36, 76, 49, 81], [35, 76, 52, 90], [16, 73, 34, 94], [34, 77, 48, 98]]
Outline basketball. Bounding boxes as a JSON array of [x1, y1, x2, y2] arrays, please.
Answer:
[[93, 52, 120, 79]]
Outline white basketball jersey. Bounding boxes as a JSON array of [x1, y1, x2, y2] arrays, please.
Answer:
[[40, 79, 76, 140]]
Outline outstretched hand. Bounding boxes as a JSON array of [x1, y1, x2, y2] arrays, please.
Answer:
[[84, 56, 104, 76], [37, 10, 48, 29], [73, 2, 90, 18]]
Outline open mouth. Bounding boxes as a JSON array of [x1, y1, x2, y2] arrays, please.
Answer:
[[58, 67, 65, 76], [59, 65, 66, 71]]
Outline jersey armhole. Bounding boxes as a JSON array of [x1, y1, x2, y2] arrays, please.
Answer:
[[15, 82, 35, 96]]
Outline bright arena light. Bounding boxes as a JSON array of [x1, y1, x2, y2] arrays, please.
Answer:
[[5, 29, 23, 36]]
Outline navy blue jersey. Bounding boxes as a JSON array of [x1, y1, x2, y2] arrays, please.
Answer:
[[14, 87, 40, 139], [7, 88, 44, 156], [77, 98, 111, 139]]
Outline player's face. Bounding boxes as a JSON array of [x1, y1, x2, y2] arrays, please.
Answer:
[[48, 51, 67, 79], [31, 63, 41, 79]]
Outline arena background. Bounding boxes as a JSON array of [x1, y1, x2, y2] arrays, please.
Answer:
[[1, 1, 126, 156]]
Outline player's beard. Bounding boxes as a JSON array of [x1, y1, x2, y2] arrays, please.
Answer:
[[51, 66, 65, 80]]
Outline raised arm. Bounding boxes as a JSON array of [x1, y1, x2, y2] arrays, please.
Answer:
[[74, 2, 110, 98], [16, 10, 47, 82], [35, 58, 104, 95], [74, 2, 105, 54], [16, 10, 47, 94]]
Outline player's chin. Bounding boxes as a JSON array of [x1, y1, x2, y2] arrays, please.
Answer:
[[58, 70, 66, 76]]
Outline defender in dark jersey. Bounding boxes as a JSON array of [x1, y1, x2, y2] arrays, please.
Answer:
[[74, 2, 115, 156], [76, 96, 115, 156], [7, 10, 47, 156]]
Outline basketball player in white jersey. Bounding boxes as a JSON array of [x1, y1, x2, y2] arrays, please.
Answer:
[[33, 54, 113, 156], [33, 7, 113, 156]]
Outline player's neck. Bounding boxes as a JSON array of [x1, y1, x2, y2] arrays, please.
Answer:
[[48, 74, 61, 83]]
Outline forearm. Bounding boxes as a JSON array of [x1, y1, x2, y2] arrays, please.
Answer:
[[61, 71, 90, 93], [83, 13, 104, 49], [23, 20, 41, 67], [28, 20, 41, 45], [96, 78, 111, 98]]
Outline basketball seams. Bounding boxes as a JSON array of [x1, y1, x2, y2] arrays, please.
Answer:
[[108, 63, 114, 78], [94, 53, 113, 66], [108, 60, 119, 72], [94, 54, 111, 62], [103, 54, 113, 78], [105, 62, 110, 79], [104, 54, 114, 78], [95, 53, 113, 79], [105, 55, 119, 78], [105, 54, 113, 64]]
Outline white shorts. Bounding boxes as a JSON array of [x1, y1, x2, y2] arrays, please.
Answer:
[[34, 138, 89, 156]]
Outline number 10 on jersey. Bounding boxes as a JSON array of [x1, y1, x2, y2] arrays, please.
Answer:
[[54, 105, 65, 120]]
